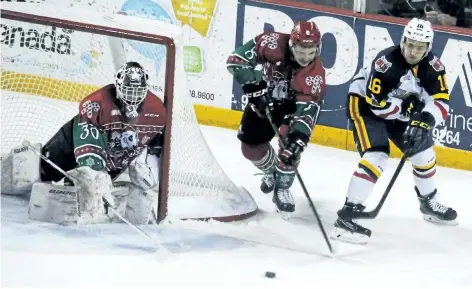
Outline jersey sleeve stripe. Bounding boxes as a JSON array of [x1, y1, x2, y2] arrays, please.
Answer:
[[432, 93, 449, 101], [376, 105, 400, 119], [365, 96, 388, 108], [434, 101, 448, 121]]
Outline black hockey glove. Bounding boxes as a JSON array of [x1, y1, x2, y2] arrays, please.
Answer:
[[279, 132, 308, 166], [242, 81, 273, 113], [403, 112, 435, 155], [400, 94, 425, 118]]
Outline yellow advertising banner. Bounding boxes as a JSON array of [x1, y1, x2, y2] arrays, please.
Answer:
[[171, 0, 217, 37]]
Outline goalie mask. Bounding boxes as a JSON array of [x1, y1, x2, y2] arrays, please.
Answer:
[[115, 62, 149, 117], [289, 21, 321, 67]]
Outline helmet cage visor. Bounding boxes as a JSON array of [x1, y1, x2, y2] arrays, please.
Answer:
[[116, 84, 148, 105]]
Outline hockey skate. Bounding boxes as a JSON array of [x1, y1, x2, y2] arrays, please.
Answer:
[[331, 201, 371, 245], [273, 187, 295, 219], [260, 172, 275, 194], [416, 187, 458, 226]]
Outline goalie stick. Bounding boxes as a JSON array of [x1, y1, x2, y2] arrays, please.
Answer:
[[23, 141, 171, 254], [264, 105, 335, 255]]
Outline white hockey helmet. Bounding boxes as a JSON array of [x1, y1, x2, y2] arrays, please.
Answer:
[[400, 18, 434, 65]]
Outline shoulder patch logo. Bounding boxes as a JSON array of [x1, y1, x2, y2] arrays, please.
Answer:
[[80, 100, 100, 118], [306, 75, 323, 94], [374, 56, 392, 73], [429, 56, 445, 72], [260, 33, 279, 50]]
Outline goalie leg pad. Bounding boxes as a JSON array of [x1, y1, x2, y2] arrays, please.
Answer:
[[108, 182, 129, 223], [1, 143, 41, 195], [129, 148, 160, 190], [125, 183, 158, 225], [68, 167, 114, 224], [28, 182, 79, 225], [28, 181, 130, 225]]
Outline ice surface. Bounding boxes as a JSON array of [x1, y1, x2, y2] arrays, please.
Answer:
[[2, 125, 471, 289]]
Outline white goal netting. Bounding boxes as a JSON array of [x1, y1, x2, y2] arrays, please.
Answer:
[[0, 3, 257, 221]]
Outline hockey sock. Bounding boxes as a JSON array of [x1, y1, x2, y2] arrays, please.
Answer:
[[274, 157, 297, 189], [410, 147, 436, 195], [249, 145, 276, 174], [346, 151, 387, 204]]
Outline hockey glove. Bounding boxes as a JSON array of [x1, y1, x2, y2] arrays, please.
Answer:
[[400, 94, 425, 118], [403, 112, 435, 155], [279, 132, 307, 166], [242, 81, 273, 113]]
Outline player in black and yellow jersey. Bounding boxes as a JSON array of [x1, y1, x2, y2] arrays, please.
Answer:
[[331, 18, 457, 245]]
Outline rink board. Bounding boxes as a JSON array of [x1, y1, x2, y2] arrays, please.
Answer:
[[1, 0, 471, 170]]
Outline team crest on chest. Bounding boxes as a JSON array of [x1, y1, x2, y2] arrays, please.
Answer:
[[109, 130, 138, 156], [374, 56, 392, 73], [429, 56, 445, 72], [306, 75, 323, 94]]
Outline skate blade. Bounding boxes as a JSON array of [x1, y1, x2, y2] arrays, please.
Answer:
[[423, 215, 459, 226], [330, 227, 369, 245], [275, 208, 291, 220]]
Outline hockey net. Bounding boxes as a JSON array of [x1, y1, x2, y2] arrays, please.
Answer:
[[0, 4, 257, 222]]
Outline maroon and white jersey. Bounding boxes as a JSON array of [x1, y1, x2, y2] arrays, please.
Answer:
[[74, 84, 167, 171]]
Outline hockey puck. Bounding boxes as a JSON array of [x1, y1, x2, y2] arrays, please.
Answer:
[[265, 271, 276, 278]]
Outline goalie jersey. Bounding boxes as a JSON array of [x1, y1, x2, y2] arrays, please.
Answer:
[[73, 84, 167, 173], [348, 45, 449, 126]]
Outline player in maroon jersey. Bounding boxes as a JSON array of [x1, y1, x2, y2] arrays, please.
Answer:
[[227, 21, 326, 216]]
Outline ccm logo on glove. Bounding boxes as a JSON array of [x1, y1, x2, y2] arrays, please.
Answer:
[[410, 120, 432, 130]]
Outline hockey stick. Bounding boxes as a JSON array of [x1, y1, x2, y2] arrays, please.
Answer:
[[337, 152, 409, 220], [23, 141, 171, 253], [338, 108, 421, 220], [264, 107, 334, 254]]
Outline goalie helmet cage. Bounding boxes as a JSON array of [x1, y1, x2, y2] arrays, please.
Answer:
[[0, 5, 258, 222]]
